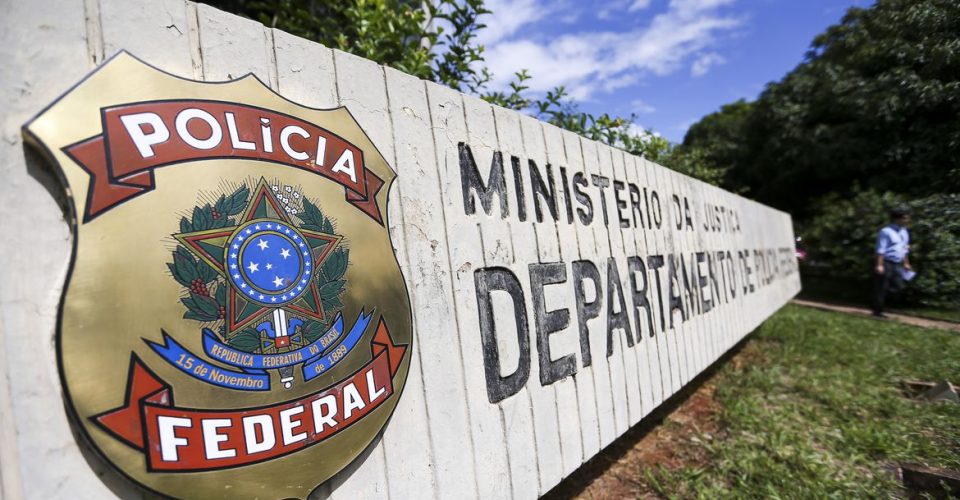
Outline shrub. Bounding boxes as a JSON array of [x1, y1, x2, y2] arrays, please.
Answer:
[[800, 189, 960, 308]]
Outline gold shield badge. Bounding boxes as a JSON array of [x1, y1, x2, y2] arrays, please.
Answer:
[[23, 52, 412, 498]]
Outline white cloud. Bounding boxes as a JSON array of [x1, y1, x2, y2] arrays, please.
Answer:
[[483, 0, 741, 100], [629, 0, 653, 12], [690, 52, 726, 76], [601, 73, 639, 93], [476, 0, 551, 47], [631, 99, 657, 114], [624, 123, 661, 144], [596, 0, 634, 20], [669, 0, 736, 17]]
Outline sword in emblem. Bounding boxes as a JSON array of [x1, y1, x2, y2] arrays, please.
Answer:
[[255, 309, 297, 389], [273, 309, 296, 389]]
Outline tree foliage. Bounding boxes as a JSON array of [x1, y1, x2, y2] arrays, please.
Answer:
[[482, 71, 675, 163], [667, 99, 754, 191], [205, 0, 687, 176], [685, 0, 960, 215], [672, 0, 960, 306], [206, 0, 491, 92], [801, 190, 960, 308]]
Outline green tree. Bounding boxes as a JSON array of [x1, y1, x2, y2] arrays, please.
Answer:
[[667, 99, 752, 191], [671, 0, 960, 306], [712, 0, 960, 216], [658, 145, 728, 187], [205, 0, 490, 91]]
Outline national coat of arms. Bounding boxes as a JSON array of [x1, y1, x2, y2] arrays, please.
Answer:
[[23, 52, 412, 498]]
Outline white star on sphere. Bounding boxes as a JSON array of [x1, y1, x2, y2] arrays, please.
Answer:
[[271, 297, 277, 302], [279, 248, 291, 259], [266, 263, 273, 270], [272, 276, 284, 288], [247, 262, 260, 273], [257, 239, 269, 250]]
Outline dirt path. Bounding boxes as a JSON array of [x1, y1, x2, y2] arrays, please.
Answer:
[[790, 299, 960, 333], [545, 378, 726, 499], [544, 339, 763, 499]]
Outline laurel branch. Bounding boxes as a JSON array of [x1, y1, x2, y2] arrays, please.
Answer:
[[167, 184, 348, 353]]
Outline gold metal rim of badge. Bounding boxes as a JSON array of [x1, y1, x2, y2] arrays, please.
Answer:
[[22, 51, 414, 499]]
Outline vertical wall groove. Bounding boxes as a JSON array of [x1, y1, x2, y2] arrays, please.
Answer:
[[186, 1, 203, 79], [421, 81, 482, 499], [83, 0, 104, 66]]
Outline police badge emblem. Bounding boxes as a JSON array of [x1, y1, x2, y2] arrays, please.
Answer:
[[23, 52, 412, 498]]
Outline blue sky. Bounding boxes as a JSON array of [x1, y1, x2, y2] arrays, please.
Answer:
[[476, 0, 874, 142]]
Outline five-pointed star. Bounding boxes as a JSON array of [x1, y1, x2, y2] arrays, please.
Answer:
[[272, 276, 285, 288], [279, 248, 291, 259], [247, 262, 260, 273], [173, 178, 342, 334], [257, 239, 269, 250]]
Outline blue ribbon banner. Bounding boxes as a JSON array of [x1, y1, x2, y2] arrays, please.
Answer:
[[147, 310, 373, 391], [202, 316, 346, 371], [302, 310, 373, 381], [147, 331, 271, 391]]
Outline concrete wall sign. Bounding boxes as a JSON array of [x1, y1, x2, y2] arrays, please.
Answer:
[[0, 1, 800, 498]]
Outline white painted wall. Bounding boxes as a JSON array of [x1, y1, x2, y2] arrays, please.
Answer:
[[0, 0, 801, 498]]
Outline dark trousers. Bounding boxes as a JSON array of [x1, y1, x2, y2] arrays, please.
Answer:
[[873, 259, 904, 314]]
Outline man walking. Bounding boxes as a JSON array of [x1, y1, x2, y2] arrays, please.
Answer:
[[873, 207, 912, 317]]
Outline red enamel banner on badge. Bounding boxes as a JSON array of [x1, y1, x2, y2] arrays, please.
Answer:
[[63, 100, 385, 225], [94, 319, 406, 472]]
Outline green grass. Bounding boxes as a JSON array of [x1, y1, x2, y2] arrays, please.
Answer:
[[645, 304, 960, 498]]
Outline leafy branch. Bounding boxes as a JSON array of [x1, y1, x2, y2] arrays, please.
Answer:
[[170, 185, 249, 324], [299, 197, 349, 324], [227, 327, 262, 352]]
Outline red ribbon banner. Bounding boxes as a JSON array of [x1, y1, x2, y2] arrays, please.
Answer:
[[64, 99, 385, 224], [94, 319, 406, 472]]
